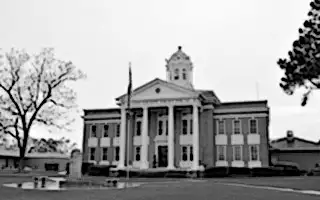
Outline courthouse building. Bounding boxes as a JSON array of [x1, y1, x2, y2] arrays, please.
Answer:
[[82, 46, 270, 170]]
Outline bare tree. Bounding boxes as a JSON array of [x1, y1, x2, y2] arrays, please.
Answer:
[[0, 48, 85, 170]]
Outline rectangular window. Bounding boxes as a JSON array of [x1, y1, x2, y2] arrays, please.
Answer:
[[250, 145, 259, 161], [182, 146, 188, 161], [218, 120, 225, 135], [102, 148, 108, 160], [233, 120, 241, 134], [249, 119, 257, 134], [115, 147, 120, 161], [189, 119, 193, 135], [103, 124, 109, 137], [158, 120, 163, 135], [136, 121, 141, 136], [116, 124, 120, 137], [91, 125, 97, 137], [217, 146, 226, 161], [89, 148, 95, 161], [134, 146, 141, 161], [181, 146, 193, 161], [182, 120, 188, 135], [165, 120, 168, 136], [189, 146, 193, 161], [233, 145, 242, 161]]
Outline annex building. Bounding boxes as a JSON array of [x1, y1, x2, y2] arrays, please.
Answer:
[[82, 46, 270, 170]]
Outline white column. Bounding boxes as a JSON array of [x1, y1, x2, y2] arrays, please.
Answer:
[[192, 104, 200, 170], [167, 105, 175, 169], [118, 108, 126, 169], [140, 106, 149, 169]]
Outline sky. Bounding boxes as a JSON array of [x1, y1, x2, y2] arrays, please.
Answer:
[[1, 0, 319, 148]]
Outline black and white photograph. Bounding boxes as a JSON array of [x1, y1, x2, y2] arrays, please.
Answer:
[[1, 0, 320, 199]]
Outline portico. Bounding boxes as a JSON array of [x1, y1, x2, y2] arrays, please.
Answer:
[[116, 95, 201, 170]]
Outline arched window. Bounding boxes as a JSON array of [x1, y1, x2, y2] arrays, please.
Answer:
[[174, 68, 179, 80], [182, 69, 187, 80]]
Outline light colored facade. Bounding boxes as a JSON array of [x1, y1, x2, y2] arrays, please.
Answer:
[[82, 46, 270, 170]]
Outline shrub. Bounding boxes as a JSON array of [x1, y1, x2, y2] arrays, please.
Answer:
[[81, 162, 94, 175], [165, 170, 188, 178], [251, 167, 283, 177], [115, 170, 140, 178], [88, 165, 111, 176], [282, 167, 302, 176], [204, 167, 229, 177], [228, 167, 251, 176]]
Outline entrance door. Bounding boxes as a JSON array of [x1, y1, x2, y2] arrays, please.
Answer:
[[158, 145, 168, 167]]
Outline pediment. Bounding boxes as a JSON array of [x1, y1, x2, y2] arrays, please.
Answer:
[[116, 78, 199, 103]]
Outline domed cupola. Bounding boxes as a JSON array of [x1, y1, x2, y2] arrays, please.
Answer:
[[165, 46, 194, 89]]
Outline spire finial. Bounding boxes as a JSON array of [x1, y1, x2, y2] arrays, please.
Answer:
[[178, 46, 182, 50]]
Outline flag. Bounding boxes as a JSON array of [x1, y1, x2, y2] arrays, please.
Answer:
[[127, 63, 132, 110]]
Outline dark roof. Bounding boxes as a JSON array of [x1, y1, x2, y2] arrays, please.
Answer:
[[271, 136, 320, 145], [166, 46, 191, 63], [219, 100, 268, 106], [83, 108, 120, 114], [196, 90, 221, 104]]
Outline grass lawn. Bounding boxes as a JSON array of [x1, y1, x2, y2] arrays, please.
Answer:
[[212, 176, 320, 191], [0, 176, 320, 200]]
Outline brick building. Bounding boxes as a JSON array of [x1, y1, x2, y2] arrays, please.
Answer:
[[82, 46, 270, 170]]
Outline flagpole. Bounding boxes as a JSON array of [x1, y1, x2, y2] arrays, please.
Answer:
[[126, 62, 132, 182], [126, 110, 130, 181]]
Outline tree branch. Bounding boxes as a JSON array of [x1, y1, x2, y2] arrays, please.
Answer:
[[27, 83, 52, 130]]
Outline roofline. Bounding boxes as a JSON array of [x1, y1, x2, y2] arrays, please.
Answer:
[[220, 100, 268, 105], [270, 148, 320, 152], [115, 78, 161, 101], [83, 108, 120, 113], [115, 78, 202, 102], [271, 137, 320, 145]]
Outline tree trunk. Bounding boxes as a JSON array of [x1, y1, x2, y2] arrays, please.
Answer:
[[18, 157, 25, 172], [18, 147, 26, 172]]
